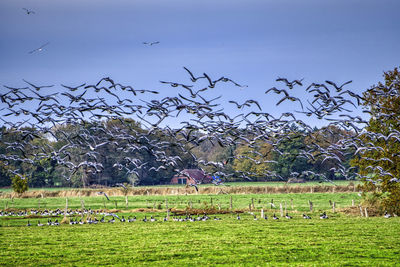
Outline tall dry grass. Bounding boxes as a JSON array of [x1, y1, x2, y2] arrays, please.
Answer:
[[0, 184, 361, 199]]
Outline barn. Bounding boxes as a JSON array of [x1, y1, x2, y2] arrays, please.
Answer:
[[170, 169, 212, 185]]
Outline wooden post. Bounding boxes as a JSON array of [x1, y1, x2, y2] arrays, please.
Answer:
[[352, 199, 355, 206], [271, 199, 274, 209], [251, 198, 255, 210], [190, 200, 193, 209], [359, 206, 364, 217], [166, 198, 170, 220], [329, 200, 332, 207], [81, 199, 85, 210], [249, 204, 252, 211], [64, 198, 68, 218], [280, 203, 283, 217], [153, 202, 156, 210], [210, 197, 213, 207], [218, 203, 221, 210], [364, 207, 369, 218], [230, 196, 233, 210], [310, 186, 313, 193], [115, 201, 118, 209], [309, 200, 313, 212], [261, 209, 264, 219], [125, 196, 128, 208], [332, 202, 336, 213]]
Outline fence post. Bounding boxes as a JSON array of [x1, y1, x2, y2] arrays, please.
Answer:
[[352, 199, 355, 206], [64, 198, 68, 218], [125, 196, 128, 208], [309, 200, 313, 212], [166, 198, 170, 220], [364, 207, 369, 218], [359, 205, 364, 217], [332, 202, 336, 213], [261, 209, 264, 219]]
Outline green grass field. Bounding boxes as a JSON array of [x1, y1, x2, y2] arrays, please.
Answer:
[[1, 192, 399, 266], [1, 192, 358, 212]]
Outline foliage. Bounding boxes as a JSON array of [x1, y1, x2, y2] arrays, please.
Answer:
[[11, 175, 28, 194], [352, 67, 400, 214], [271, 131, 312, 179], [232, 143, 272, 180], [0, 162, 12, 187]]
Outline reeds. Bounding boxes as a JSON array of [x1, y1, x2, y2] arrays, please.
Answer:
[[1, 184, 362, 199]]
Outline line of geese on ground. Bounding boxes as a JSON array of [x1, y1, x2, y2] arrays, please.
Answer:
[[24, 212, 333, 227], [0, 209, 112, 217]]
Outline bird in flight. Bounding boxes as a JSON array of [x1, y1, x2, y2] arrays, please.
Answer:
[[143, 41, 160, 46], [97, 191, 110, 201], [189, 183, 198, 192], [22, 8, 35, 15], [28, 42, 49, 54]]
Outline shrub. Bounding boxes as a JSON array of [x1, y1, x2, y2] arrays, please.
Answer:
[[11, 175, 28, 194]]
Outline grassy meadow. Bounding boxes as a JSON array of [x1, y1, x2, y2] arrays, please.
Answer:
[[0, 184, 399, 266]]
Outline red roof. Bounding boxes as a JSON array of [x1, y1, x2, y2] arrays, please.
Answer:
[[176, 169, 212, 184]]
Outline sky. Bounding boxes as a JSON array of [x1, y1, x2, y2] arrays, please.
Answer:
[[0, 0, 399, 128]]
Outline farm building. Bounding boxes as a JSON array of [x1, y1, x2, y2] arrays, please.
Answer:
[[170, 169, 212, 184]]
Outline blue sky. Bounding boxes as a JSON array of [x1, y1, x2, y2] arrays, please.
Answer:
[[1, 0, 399, 128]]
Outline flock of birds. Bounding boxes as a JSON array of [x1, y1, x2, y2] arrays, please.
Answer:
[[5, 5, 398, 188], [1, 206, 395, 227], [1, 64, 399, 186], [0, 6, 398, 187], [1, 208, 335, 227]]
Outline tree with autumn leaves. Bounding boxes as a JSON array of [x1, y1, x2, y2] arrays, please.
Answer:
[[351, 67, 400, 214]]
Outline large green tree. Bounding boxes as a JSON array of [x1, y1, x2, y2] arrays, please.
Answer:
[[351, 67, 400, 214]]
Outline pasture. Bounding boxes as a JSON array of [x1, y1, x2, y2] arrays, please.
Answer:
[[1, 190, 399, 266]]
